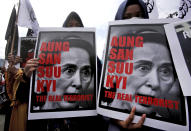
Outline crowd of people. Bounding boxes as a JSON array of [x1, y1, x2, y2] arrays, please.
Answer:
[[1, 0, 190, 131]]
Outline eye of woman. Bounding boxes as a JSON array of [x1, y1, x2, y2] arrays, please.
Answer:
[[62, 66, 76, 78], [80, 67, 92, 81]]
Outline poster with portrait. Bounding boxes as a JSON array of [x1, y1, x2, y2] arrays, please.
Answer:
[[164, 19, 191, 96], [18, 37, 36, 68], [97, 19, 189, 130], [28, 28, 97, 120]]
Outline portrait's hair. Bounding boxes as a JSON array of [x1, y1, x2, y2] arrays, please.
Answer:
[[66, 37, 93, 59], [66, 37, 95, 73], [137, 29, 167, 45]]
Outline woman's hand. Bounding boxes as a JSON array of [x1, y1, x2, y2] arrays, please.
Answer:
[[24, 58, 39, 77], [113, 107, 146, 130]]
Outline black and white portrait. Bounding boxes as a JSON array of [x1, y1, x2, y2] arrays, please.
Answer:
[[28, 28, 97, 120], [98, 19, 189, 130]]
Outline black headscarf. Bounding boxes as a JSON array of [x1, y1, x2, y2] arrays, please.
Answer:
[[115, 0, 149, 20], [62, 11, 84, 27]]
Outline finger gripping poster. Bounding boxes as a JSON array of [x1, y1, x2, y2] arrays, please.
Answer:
[[28, 28, 96, 120]]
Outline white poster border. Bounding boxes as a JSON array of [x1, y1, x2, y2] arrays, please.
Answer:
[[28, 27, 97, 120]]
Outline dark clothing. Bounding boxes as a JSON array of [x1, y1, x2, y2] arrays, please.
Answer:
[[27, 115, 107, 131], [3, 103, 12, 131], [108, 121, 163, 131], [5, 11, 105, 131], [115, 0, 149, 20], [188, 97, 191, 130], [16, 68, 106, 131]]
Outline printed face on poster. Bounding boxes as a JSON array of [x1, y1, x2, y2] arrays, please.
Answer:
[[28, 28, 97, 120], [165, 19, 191, 96], [97, 19, 189, 131]]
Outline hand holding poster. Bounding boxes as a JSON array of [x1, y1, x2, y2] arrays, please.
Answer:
[[164, 19, 191, 96], [28, 28, 97, 120], [97, 19, 189, 130]]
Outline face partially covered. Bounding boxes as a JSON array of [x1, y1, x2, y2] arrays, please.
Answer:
[[67, 19, 82, 27], [50, 47, 92, 109], [123, 4, 143, 19], [116, 42, 175, 114]]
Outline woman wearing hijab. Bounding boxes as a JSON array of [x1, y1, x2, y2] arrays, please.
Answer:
[[42, 11, 106, 131], [108, 0, 150, 131], [63, 11, 84, 27], [8, 11, 105, 131], [115, 0, 149, 20]]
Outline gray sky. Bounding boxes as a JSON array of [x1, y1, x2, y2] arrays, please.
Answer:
[[0, 0, 183, 59], [157, 0, 180, 18]]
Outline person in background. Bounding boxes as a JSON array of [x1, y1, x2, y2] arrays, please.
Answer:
[[110, 0, 190, 131], [46, 11, 105, 131], [28, 11, 105, 131], [5, 11, 105, 131], [115, 0, 149, 20], [63, 11, 84, 27]]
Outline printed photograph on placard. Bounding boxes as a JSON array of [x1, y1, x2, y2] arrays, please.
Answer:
[[19, 37, 36, 68], [175, 21, 191, 76], [28, 28, 96, 120], [97, 19, 189, 131], [164, 19, 191, 96]]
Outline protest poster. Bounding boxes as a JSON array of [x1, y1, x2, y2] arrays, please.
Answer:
[[97, 19, 189, 130], [18, 37, 36, 68], [28, 27, 97, 120], [164, 19, 191, 96]]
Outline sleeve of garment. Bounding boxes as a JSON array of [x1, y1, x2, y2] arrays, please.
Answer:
[[108, 120, 121, 131]]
